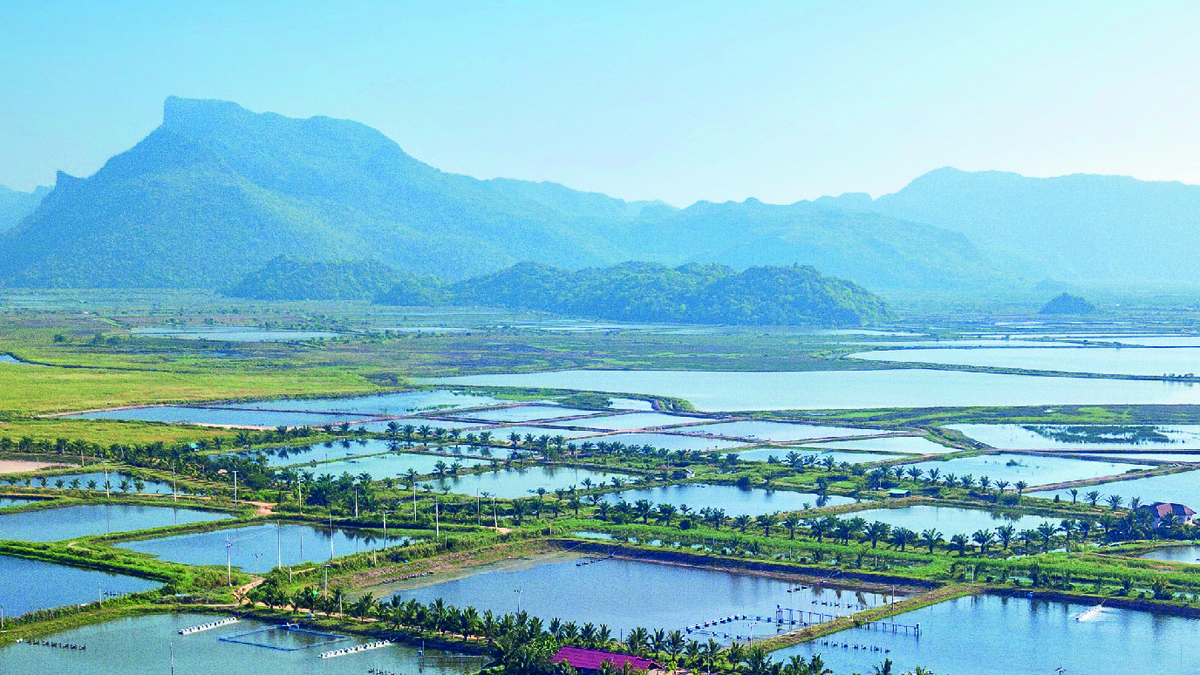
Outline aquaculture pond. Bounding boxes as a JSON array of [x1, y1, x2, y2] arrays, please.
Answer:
[[0, 613, 481, 675], [844, 506, 1058, 538], [732, 448, 902, 464], [773, 594, 1200, 675], [550, 411, 704, 430], [233, 441, 383, 468], [66, 406, 365, 428], [306, 452, 489, 479], [949, 423, 1200, 450], [803, 436, 958, 455], [687, 420, 897, 442], [0, 555, 158, 618], [450, 405, 594, 423], [357, 417, 484, 434], [851, 345, 1200, 377], [478, 425, 596, 440], [392, 554, 893, 637], [119, 523, 416, 571], [433, 369, 1200, 411], [1137, 545, 1200, 564], [0, 504, 231, 541], [0, 496, 35, 508], [17, 471, 185, 495], [433, 466, 619, 499], [232, 390, 499, 415], [603, 484, 855, 515], [133, 326, 343, 341], [902, 454, 1145, 487], [1031, 469, 1200, 507], [585, 432, 747, 452]]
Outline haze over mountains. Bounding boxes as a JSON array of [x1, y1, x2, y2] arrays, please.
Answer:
[[2, 97, 1198, 293]]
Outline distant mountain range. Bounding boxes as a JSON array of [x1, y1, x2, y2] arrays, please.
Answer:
[[0, 184, 50, 232], [817, 168, 1200, 284], [3, 97, 1199, 292]]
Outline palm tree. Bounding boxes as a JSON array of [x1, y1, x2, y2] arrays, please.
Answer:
[[921, 526, 940, 552], [1069, 488, 1079, 504], [782, 515, 800, 540], [1060, 518, 1076, 549], [1036, 522, 1058, 551], [866, 521, 891, 549], [1086, 490, 1101, 507], [756, 513, 778, 536], [996, 524, 1016, 550], [971, 529, 996, 555], [634, 499, 654, 524], [734, 514, 753, 533], [871, 659, 893, 675], [1106, 494, 1124, 511], [891, 527, 918, 552], [949, 533, 969, 556], [1014, 480, 1028, 501]]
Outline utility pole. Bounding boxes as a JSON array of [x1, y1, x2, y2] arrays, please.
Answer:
[[171, 462, 177, 503], [329, 510, 335, 561], [277, 522, 282, 570], [435, 501, 440, 540], [381, 510, 388, 549], [232, 470, 239, 507], [354, 485, 359, 518]]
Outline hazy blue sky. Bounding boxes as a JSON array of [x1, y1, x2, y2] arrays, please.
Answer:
[[2, 1, 1198, 205]]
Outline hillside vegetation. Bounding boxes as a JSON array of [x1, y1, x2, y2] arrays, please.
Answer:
[[373, 261, 890, 326]]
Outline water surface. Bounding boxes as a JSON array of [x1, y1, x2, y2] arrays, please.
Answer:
[[584, 432, 747, 452], [68, 406, 364, 428], [903, 454, 1144, 486], [688, 420, 896, 442], [950, 423, 1200, 450], [550, 412, 703, 430], [844, 505, 1058, 537], [0, 555, 157, 617], [306, 452, 488, 479], [231, 390, 498, 415], [395, 556, 890, 637], [0, 613, 477, 675], [431, 369, 1200, 411], [134, 327, 342, 341], [803, 436, 958, 455], [1031, 469, 1200, 507], [733, 448, 902, 464], [119, 523, 414, 571], [435, 466, 619, 498], [774, 594, 1200, 675], [604, 484, 854, 515], [25, 471, 185, 495], [0, 504, 230, 541], [853, 346, 1200, 377], [452, 405, 594, 423], [1138, 545, 1200, 563]]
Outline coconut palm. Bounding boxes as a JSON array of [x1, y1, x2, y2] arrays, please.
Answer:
[[919, 528, 943, 554]]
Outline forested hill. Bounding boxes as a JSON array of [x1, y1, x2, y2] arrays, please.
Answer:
[[223, 256, 438, 301], [0, 97, 1000, 291], [372, 261, 892, 326]]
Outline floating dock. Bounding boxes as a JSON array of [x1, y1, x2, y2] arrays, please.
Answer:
[[179, 617, 238, 635], [319, 640, 392, 659]]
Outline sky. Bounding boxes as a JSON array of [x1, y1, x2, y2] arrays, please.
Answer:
[[2, 0, 1199, 205]]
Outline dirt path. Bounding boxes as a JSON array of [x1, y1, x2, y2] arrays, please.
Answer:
[[243, 500, 276, 515]]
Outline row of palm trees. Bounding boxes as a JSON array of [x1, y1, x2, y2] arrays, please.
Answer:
[[247, 586, 857, 675]]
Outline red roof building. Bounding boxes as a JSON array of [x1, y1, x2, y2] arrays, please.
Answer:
[[552, 646, 663, 674], [1140, 502, 1196, 527]]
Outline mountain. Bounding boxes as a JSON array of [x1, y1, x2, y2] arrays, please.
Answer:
[[820, 167, 1200, 285], [223, 256, 438, 301], [0, 184, 50, 232], [1039, 292, 1096, 315], [380, 261, 892, 326], [0, 97, 1000, 291], [620, 199, 999, 291]]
